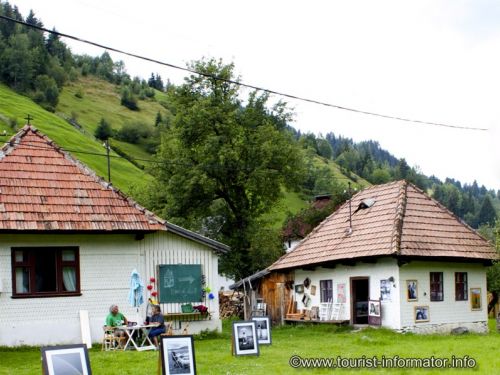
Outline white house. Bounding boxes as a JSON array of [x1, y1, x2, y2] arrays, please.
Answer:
[[0, 126, 229, 346], [269, 180, 497, 333]]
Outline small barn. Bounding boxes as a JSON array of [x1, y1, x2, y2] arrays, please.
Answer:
[[0, 126, 228, 346], [263, 180, 497, 333]]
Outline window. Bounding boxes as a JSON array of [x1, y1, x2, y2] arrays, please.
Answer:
[[455, 272, 468, 301], [430, 272, 443, 301], [320, 280, 333, 303], [11, 247, 80, 298]]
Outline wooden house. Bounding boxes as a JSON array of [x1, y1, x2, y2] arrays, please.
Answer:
[[0, 126, 228, 346], [260, 180, 497, 333]]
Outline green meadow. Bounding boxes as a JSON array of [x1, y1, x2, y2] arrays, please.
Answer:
[[1, 319, 498, 375]]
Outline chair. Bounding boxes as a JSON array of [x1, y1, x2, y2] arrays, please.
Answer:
[[102, 326, 121, 351]]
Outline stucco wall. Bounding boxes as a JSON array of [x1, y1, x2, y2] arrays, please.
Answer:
[[294, 258, 401, 328], [0, 232, 222, 346], [398, 260, 488, 333]]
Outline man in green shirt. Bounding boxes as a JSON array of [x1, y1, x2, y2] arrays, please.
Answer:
[[105, 304, 128, 347]]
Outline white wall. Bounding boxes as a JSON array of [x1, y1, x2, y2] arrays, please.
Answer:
[[294, 258, 401, 328], [399, 260, 488, 333], [139, 231, 222, 333], [0, 232, 222, 346]]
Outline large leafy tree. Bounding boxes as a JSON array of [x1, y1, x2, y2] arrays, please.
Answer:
[[150, 59, 304, 279]]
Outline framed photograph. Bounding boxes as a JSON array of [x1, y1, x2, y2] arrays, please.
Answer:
[[160, 335, 196, 375], [368, 300, 382, 326], [337, 283, 346, 303], [310, 285, 317, 296], [294, 284, 304, 294], [41, 344, 92, 375], [470, 288, 482, 310], [414, 306, 429, 323], [252, 316, 272, 345], [232, 321, 259, 356], [380, 279, 391, 301], [406, 280, 418, 301]]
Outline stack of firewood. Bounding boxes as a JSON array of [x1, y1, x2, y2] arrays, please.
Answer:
[[219, 291, 244, 318]]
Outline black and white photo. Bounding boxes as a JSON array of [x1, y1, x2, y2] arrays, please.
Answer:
[[414, 306, 430, 323], [160, 335, 196, 375], [41, 344, 91, 375], [252, 316, 272, 345], [232, 321, 259, 356], [406, 280, 418, 301], [380, 279, 391, 301], [368, 300, 381, 317]]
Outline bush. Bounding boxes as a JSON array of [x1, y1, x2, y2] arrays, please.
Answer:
[[115, 122, 152, 144], [33, 74, 59, 111], [120, 86, 139, 110], [94, 118, 113, 141]]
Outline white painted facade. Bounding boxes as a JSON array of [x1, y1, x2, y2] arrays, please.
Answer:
[[291, 258, 489, 333], [0, 232, 222, 346]]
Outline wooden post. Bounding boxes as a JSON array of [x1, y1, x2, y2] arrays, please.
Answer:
[[278, 282, 285, 326]]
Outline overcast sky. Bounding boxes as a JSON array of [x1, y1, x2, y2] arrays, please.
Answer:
[[12, 0, 500, 190]]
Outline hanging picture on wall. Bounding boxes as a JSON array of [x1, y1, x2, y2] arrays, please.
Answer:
[[295, 284, 304, 294], [470, 288, 482, 310], [380, 279, 391, 301], [337, 283, 346, 303], [310, 285, 317, 296], [406, 280, 418, 301], [414, 306, 429, 322]]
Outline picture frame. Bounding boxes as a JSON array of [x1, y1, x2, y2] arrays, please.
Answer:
[[294, 284, 304, 294], [160, 335, 196, 375], [406, 280, 418, 301], [310, 285, 317, 296], [470, 287, 482, 310], [414, 306, 429, 323], [41, 344, 92, 375], [380, 279, 391, 301], [368, 299, 382, 326], [252, 316, 272, 345], [232, 321, 259, 356]]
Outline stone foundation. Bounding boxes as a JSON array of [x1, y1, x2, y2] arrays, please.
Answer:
[[399, 321, 488, 334]]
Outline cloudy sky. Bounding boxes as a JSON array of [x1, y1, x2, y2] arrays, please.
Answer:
[[12, 0, 500, 189]]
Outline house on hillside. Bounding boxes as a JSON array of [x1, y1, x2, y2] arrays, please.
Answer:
[[0, 126, 229, 346], [245, 180, 497, 333]]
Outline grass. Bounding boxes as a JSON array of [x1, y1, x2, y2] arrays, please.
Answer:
[[0, 83, 152, 195], [1, 319, 498, 374]]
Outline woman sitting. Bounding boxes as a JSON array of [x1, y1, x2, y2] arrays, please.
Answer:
[[146, 305, 166, 347]]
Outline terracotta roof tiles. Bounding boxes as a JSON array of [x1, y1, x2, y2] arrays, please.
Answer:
[[270, 180, 497, 270]]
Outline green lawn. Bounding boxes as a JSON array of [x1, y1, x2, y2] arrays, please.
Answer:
[[1, 319, 498, 375]]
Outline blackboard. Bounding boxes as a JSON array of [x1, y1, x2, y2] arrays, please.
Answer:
[[158, 264, 203, 303]]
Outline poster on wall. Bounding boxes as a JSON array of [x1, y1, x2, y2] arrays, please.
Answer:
[[337, 283, 346, 303], [368, 299, 382, 326], [380, 279, 391, 301]]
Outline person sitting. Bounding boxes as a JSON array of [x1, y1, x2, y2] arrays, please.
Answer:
[[146, 305, 166, 347], [105, 304, 128, 347]]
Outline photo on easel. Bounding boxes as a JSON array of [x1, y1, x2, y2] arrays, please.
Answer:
[[41, 344, 92, 375], [160, 335, 196, 375], [232, 321, 259, 356], [252, 316, 272, 345]]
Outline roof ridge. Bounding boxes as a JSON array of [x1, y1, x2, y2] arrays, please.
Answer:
[[1, 125, 166, 227], [406, 182, 494, 247], [390, 180, 408, 255]]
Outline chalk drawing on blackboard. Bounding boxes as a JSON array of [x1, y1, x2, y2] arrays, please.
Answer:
[[164, 269, 174, 288], [179, 275, 195, 284]]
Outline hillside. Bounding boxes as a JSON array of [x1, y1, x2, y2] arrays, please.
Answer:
[[0, 83, 151, 194]]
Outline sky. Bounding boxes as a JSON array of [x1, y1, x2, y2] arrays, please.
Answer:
[[11, 0, 500, 190]]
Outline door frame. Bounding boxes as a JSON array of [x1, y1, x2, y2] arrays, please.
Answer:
[[350, 276, 369, 325]]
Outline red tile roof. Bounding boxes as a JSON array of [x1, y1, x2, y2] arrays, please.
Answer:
[[0, 126, 165, 231], [270, 180, 497, 270]]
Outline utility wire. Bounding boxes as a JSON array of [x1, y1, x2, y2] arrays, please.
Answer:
[[0, 14, 488, 132]]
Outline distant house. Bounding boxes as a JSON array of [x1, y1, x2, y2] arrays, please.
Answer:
[[262, 180, 497, 333], [0, 126, 228, 346]]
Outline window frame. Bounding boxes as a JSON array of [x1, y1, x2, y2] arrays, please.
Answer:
[[455, 272, 468, 301], [319, 279, 333, 303], [429, 272, 444, 302], [11, 247, 81, 298]]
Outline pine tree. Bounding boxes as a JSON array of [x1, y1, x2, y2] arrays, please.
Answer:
[[94, 118, 113, 141]]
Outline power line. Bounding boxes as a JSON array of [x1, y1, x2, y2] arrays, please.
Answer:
[[0, 14, 488, 132]]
